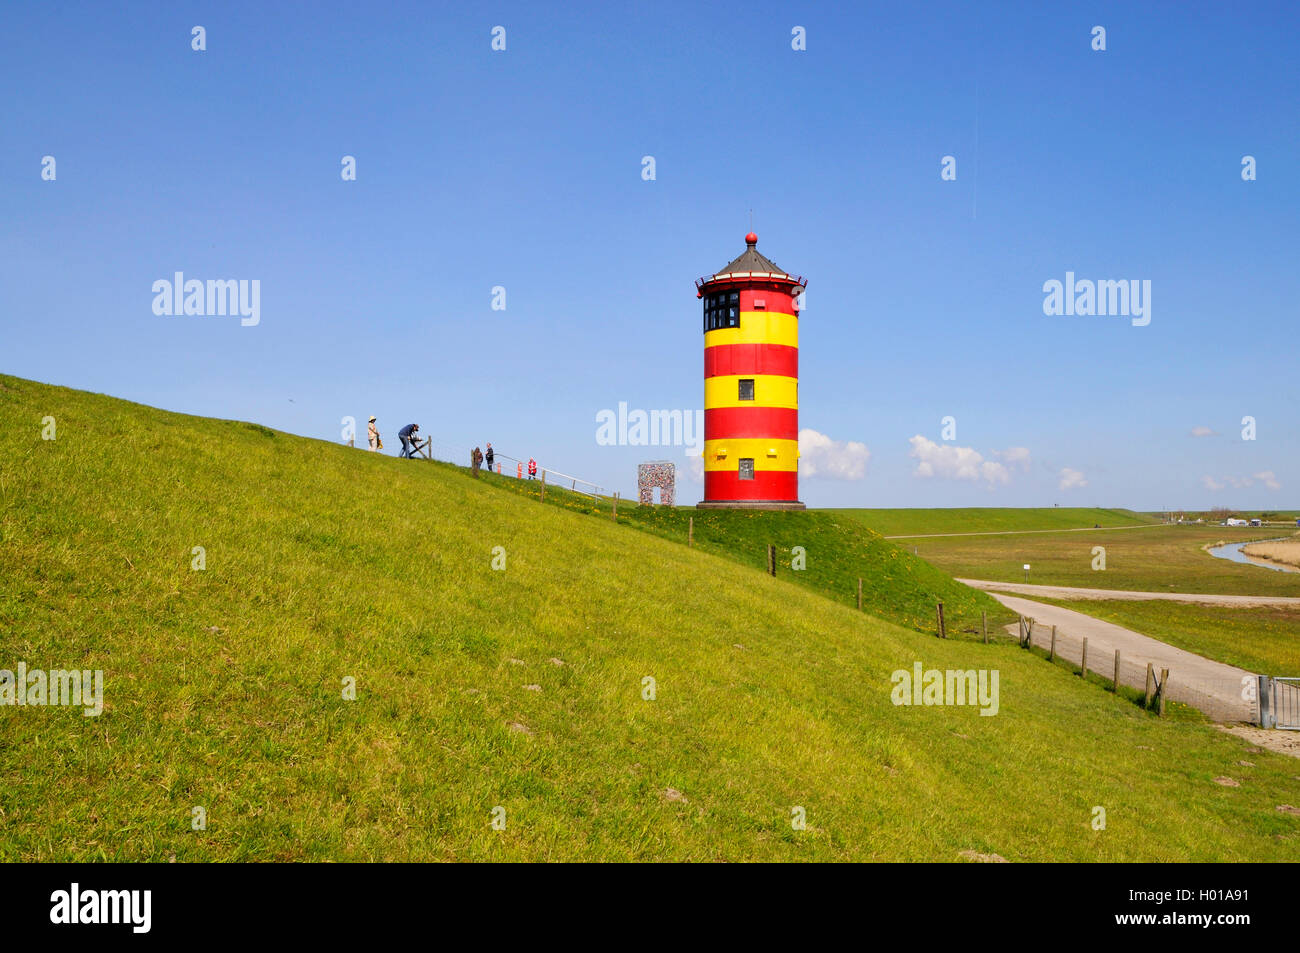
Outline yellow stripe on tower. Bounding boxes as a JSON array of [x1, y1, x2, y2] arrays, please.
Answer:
[[705, 374, 798, 409], [704, 310, 799, 349], [702, 438, 800, 472]]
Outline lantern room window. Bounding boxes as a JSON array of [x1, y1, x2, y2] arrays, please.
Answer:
[[703, 291, 740, 332], [738, 458, 755, 480]]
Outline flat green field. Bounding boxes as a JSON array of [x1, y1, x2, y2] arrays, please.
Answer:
[[3, 374, 1300, 862], [838, 508, 1158, 538], [909, 525, 1300, 597], [1040, 599, 1300, 676]]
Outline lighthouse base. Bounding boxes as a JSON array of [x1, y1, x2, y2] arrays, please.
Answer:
[[696, 500, 807, 511]]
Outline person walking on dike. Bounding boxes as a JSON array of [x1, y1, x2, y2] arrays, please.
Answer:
[[484, 443, 494, 473], [367, 415, 381, 451], [471, 446, 483, 477], [398, 423, 421, 458], [527, 457, 537, 480]]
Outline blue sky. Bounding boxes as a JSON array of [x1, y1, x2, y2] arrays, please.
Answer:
[[3, 1, 1296, 509]]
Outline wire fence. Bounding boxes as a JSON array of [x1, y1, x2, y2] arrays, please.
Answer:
[[354, 431, 606, 498], [1010, 616, 1258, 724]]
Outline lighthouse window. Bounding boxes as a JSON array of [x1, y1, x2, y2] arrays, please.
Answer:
[[738, 378, 755, 401], [703, 291, 740, 332], [738, 458, 755, 480]]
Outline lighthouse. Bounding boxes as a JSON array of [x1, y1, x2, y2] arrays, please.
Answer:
[[696, 233, 807, 510]]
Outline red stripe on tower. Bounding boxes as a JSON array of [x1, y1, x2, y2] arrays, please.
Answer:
[[704, 469, 800, 503], [704, 407, 799, 441], [703, 343, 798, 379]]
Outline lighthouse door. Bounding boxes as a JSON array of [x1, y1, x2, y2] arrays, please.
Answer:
[[738, 458, 755, 481]]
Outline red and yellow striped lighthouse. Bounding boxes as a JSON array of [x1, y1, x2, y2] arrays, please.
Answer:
[[696, 233, 807, 510]]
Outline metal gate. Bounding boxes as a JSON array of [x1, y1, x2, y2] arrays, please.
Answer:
[[1259, 677, 1300, 730]]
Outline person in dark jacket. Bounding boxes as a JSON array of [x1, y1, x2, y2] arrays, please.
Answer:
[[398, 423, 421, 458], [484, 443, 494, 473]]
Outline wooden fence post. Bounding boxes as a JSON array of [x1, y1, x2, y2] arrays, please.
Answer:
[[1159, 669, 1169, 716], [936, 601, 946, 639], [767, 544, 776, 577], [540, 470, 546, 502], [1080, 638, 1088, 678], [688, 516, 693, 547], [1113, 650, 1121, 693], [981, 611, 988, 644], [1144, 663, 1154, 708], [857, 578, 863, 611], [1049, 625, 1057, 662]]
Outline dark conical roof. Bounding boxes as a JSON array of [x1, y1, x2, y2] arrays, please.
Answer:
[[696, 233, 806, 292], [719, 239, 783, 276]]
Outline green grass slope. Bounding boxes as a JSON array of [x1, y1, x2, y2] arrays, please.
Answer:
[[2, 374, 1298, 861], [839, 507, 1158, 537], [479, 475, 1014, 639]]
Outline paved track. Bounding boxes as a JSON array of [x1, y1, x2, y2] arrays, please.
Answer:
[[959, 578, 1300, 608], [985, 593, 1259, 722]]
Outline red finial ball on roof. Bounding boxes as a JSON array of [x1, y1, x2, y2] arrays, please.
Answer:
[[745, 232, 758, 245]]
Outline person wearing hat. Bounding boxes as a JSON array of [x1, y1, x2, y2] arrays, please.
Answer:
[[367, 415, 381, 452], [398, 423, 421, 459]]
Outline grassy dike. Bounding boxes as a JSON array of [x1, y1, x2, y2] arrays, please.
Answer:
[[480, 474, 1016, 639], [2, 373, 1299, 861]]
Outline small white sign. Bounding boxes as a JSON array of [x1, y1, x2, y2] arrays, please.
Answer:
[[1023, 564, 1031, 571]]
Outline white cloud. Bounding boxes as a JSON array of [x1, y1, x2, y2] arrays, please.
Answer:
[[799, 429, 870, 480], [687, 452, 703, 483], [994, 446, 1032, 472], [908, 436, 1009, 486], [1058, 467, 1088, 490], [1255, 470, 1282, 490], [1190, 426, 1216, 437], [1202, 471, 1280, 492]]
